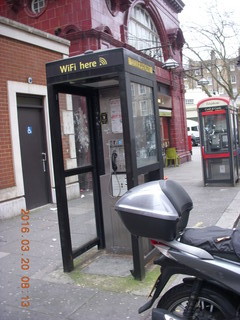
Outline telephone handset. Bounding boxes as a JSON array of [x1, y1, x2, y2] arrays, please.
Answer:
[[109, 141, 127, 196], [111, 152, 118, 172], [109, 140, 125, 173]]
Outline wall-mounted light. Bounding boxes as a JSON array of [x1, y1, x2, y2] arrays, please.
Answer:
[[197, 77, 209, 86], [162, 57, 179, 70], [197, 65, 209, 86]]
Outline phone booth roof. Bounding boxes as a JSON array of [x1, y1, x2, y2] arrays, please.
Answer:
[[197, 97, 233, 109], [46, 47, 156, 87]]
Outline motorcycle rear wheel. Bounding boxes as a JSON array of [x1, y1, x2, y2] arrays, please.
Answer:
[[157, 283, 237, 320]]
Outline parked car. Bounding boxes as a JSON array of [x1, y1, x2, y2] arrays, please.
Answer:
[[187, 119, 200, 146]]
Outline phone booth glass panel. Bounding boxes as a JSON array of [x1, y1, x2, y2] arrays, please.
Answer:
[[197, 97, 239, 186], [131, 82, 157, 168], [202, 111, 228, 153]]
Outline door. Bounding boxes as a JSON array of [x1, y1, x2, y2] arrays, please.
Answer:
[[17, 96, 51, 209], [48, 91, 105, 272]]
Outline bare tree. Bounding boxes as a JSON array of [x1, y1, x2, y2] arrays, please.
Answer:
[[180, 1, 240, 101]]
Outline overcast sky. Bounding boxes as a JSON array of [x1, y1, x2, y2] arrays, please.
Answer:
[[178, 0, 240, 59], [179, 0, 240, 26]]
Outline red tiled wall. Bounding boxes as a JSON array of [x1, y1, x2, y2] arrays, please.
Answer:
[[0, 0, 92, 35]]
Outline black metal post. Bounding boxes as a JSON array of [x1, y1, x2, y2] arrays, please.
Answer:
[[130, 235, 145, 280], [47, 85, 74, 272]]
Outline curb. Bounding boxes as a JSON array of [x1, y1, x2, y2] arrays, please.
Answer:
[[216, 190, 240, 228]]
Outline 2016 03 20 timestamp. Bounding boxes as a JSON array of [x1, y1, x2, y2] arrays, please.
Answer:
[[20, 209, 30, 308]]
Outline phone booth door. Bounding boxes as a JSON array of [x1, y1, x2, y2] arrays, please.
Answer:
[[197, 97, 239, 186]]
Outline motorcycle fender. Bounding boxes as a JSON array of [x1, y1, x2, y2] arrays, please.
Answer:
[[139, 261, 178, 313], [138, 274, 162, 313]]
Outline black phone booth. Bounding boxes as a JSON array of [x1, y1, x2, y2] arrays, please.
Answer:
[[197, 97, 239, 186], [46, 48, 163, 279]]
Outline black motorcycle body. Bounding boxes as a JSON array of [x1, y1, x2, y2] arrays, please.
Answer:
[[115, 179, 240, 320]]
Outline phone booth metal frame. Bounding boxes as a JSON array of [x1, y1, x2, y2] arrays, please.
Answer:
[[197, 97, 239, 186], [46, 47, 164, 280]]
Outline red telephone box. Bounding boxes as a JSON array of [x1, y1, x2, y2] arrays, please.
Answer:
[[197, 97, 239, 186]]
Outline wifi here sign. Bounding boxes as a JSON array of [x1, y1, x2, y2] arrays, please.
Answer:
[[59, 56, 108, 74]]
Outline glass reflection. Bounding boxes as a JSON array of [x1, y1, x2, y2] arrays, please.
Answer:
[[58, 94, 91, 171], [66, 173, 97, 250], [131, 82, 157, 168]]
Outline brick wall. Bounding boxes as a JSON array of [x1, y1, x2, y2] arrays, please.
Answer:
[[0, 35, 63, 190]]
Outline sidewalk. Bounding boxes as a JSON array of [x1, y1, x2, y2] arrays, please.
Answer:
[[1, 147, 240, 320], [164, 147, 240, 229]]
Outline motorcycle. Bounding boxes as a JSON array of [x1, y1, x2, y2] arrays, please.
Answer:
[[115, 179, 240, 320]]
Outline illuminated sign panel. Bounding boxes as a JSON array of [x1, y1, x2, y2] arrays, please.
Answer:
[[46, 50, 123, 80], [58, 57, 108, 74], [46, 48, 156, 85], [127, 57, 153, 74]]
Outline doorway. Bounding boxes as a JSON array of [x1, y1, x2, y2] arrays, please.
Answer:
[[17, 95, 51, 209]]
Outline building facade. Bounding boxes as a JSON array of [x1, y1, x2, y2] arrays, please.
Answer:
[[0, 0, 190, 219], [184, 53, 240, 120]]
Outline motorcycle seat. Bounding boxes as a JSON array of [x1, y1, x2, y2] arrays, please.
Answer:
[[180, 226, 240, 263]]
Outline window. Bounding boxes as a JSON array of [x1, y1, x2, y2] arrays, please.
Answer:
[[139, 84, 147, 95], [131, 83, 135, 97], [25, 0, 47, 16], [231, 75, 236, 84], [191, 126, 198, 132], [140, 100, 148, 116], [132, 101, 137, 117], [230, 64, 235, 71], [185, 99, 194, 104], [219, 86, 224, 94], [128, 5, 163, 62], [105, 0, 117, 15], [233, 87, 238, 95], [31, 0, 45, 14], [207, 77, 212, 85]]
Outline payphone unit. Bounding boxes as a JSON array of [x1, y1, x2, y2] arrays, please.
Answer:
[[197, 97, 239, 185], [100, 92, 127, 197]]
